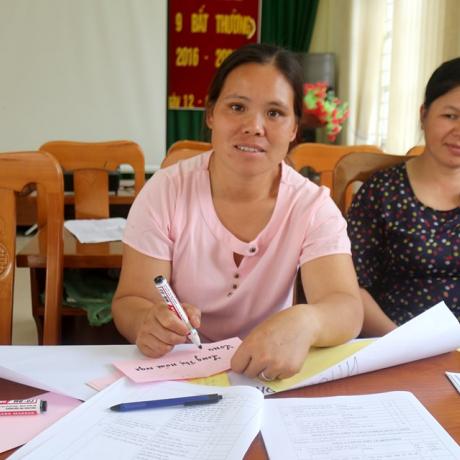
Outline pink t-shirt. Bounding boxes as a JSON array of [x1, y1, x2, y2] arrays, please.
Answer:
[[123, 151, 350, 341]]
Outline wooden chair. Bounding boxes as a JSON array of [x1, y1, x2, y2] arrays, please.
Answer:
[[37, 140, 145, 343], [287, 143, 384, 190], [332, 152, 411, 214], [166, 139, 211, 156], [406, 145, 425, 156], [40, 140, 146, 219], [161, 140, 211, 169], [0, 151, 64, 344]]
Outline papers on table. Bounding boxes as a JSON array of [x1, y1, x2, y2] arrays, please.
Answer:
[[261, 391, 460, 459], [0, 345, 142, 400], [64, 217, 126, 243], [0, 392, 81, 454], [2, 302, 459, 458], [9, 384, 460, 460], [10, 380, 263, 460], [1, 302, 459, 401], [113, 337, 241, 383], [230, 301, 460, 393], [446, 371, 460, 394]]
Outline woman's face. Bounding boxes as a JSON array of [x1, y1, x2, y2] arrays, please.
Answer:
[[206, 62, 298, 178], [422, 85, 460, 168]]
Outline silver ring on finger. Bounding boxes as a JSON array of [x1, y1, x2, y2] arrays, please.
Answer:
[[258, 370, 275, 382]]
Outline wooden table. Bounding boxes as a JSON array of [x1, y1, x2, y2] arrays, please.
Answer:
[[17, 228, 123, 269], [1, 352, 459, 458], [16, 189, 135, 226], [16, 228, 127, 344]]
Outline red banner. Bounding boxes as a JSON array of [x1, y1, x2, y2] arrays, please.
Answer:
[[168, 0, 260, 110]]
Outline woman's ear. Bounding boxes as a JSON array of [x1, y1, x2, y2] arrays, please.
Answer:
[[419, 104, 427, 129], [290, 124, 298, 142], [205, 105, 214, 130]]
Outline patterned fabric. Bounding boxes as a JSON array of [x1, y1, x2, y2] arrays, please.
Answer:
[[347, 163, 460, 324]]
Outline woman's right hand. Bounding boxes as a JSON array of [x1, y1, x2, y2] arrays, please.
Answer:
[[136, 302, 201, 358]]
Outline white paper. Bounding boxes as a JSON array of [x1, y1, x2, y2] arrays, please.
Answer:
[[0, 345, 142, 400], [230, 302, 460, 393], [10, 379, 263, 460], [0, 343, 230, 401], [446, 371, 460, 394], [262, 392, 460, 459], [64, 217, 126, 243]]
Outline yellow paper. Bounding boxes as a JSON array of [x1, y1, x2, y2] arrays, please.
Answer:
[[188, 371, 231, 387], [266, 339, 374, 392]]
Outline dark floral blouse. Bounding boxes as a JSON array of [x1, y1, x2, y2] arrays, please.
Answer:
[[347, 163, 460, 325]]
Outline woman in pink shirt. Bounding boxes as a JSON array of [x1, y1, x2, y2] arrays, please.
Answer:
[[112, 43, 363, 382]]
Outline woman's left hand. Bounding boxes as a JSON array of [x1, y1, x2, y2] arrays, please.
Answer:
[[230, 304, 319, 381]]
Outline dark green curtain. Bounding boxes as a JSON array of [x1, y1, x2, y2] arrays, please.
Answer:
[[261, 0, 319, 51], [166, 0, 320, 149]]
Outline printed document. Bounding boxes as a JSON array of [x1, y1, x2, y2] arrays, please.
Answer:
[[10, 379, 263, 460], [11, 385, 460, 460], [262, 391, 460, 459]]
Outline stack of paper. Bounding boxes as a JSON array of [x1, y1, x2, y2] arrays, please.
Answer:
[[9, 380, 263, 460], [1, 302, 459, 458], [8, 382, 460, 459]]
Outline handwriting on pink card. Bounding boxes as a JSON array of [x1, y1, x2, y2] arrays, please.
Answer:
[[113, 337, 242, 383]]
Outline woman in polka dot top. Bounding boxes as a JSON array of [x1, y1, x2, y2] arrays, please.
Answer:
[[348, 57, 460, 336]]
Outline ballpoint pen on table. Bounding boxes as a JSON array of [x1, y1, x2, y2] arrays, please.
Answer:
[[154, 275, 202, 349], [110, 394, 223, 412]]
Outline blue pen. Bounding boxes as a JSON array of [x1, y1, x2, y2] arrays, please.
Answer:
[[110, 394, 223, 412]]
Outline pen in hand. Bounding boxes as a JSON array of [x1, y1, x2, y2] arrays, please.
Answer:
[[110, 394, 223, 412], [154, 275, 202, 349]]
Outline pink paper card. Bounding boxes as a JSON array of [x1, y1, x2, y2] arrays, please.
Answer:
[[86, 370, 124, 391], [0, 391, 81, 453], [113, 337, 242, 383]]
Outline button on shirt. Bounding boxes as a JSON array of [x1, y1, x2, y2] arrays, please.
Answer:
[[123, 151, 350, 342]]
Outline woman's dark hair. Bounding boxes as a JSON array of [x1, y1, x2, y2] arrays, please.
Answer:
[[424, 57, 460, 110], [206, 43, 304, 121]]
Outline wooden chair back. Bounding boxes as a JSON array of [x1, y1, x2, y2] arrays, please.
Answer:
[[161, 140, 211, 168], [166, 140, 211, 156], [0, 151, 64, 344], [40, 140, 145, 219], [332, 152, 411, 214], [406, 145, 425, 156], [287, 143, 384, 190]]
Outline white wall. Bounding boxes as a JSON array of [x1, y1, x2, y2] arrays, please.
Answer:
[[0, 0, 167, 171]]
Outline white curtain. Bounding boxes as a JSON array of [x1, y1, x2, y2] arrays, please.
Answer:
[[310, 0, 460, 154], [0, 0, 167, 170], [387, 0, 460, 153]]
